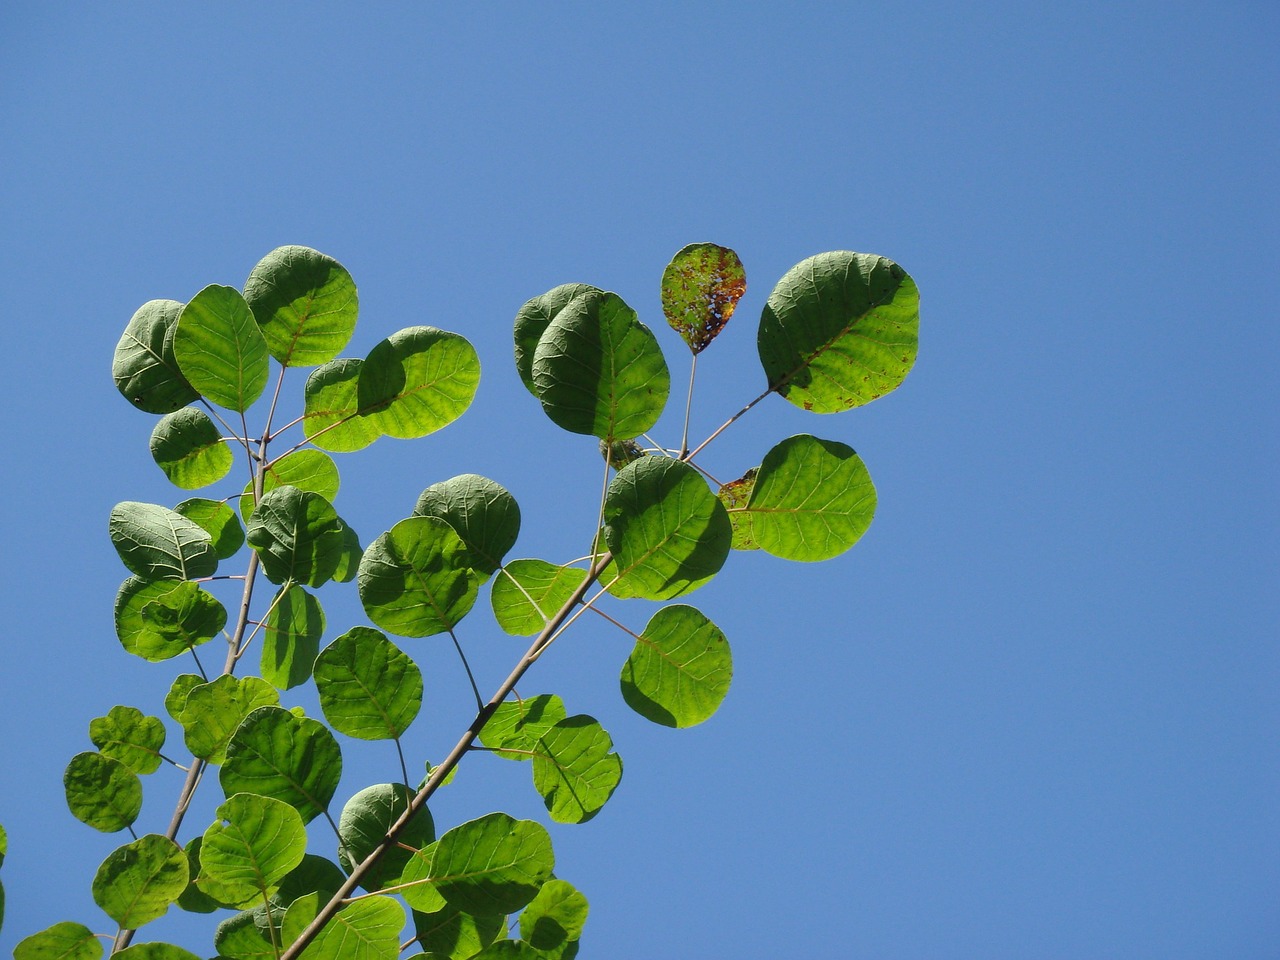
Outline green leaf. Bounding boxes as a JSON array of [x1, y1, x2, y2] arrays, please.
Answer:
[[661, 242, 746, 354], [114, 578, 226, 662], [714, 468, 759, 550], [243, 246, 359, 367], [399, 843, 446, 912], [240, 449, 341, 522], [174, 284, 270, 412], [413, 474, 520, 578], [735, 434, 877, 561], [174, 498, 245, 559], [213, 909, 277, 959], [113, 945, 203, 960], [199, 793, 307, 907], [413, 905, 506, 960], [109, 502, 218, 581], [179, 675, 280, 764], [620, 605, 732, 728], [519, 878, 588, 953], [602, 457, 731, 600], [303, 358, 381, 452], [14, 921, 103, 960], [165, 674, 204, 723], [478, 695, 566, 760], [357, 516, 479, 637], [431, 813, 554, 917], [89, 705, 167, 775], [531, 716, 623, 824], [469, 943, 545, 960], [221, 706, 342, 824], [176, 837, 222, 913], [530, 288, 669, 440], [112, 299, 199, 414], [512, 283, 601, 396], [246, 485, 348, 587], [358, 326, 480, 439], [64, 752, 141, 833], [490, 561, 587, 637], [149, 407, 233, 489], [338, 783, 435, 891], [91, 834, 188, 927], [758, 251, 919, 412], [261, 585, 325, 690], [331, 519, 363, 583], [284, 896, 405, 960], [278, 853, 348, 904], [313, 627, 422, 740]]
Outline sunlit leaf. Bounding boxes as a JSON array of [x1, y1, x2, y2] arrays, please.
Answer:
[[519, 878, 588, 954], [531, 288, 669, 440], [176, 837, 221, 913], [758, 252, 919, 412], [243, 246, 358, 367], [281, 893, 404, 960], [399, 843, 446, 913], [412, 904, 506, 960], [513, 283, 601, 396], [246, 485, 348, 587], [89, 705, 166, 775], [14, 922, 103, 960], [338, 783, 435, 891], [661, 242, 746, 354], [174, 498, 244, 559], [358, 326, 480, 439], [179, 675, 280, 764], [213, 908, 277, 959], [221, 706, 341, 824], [469, 943, 544, 960], [357, 516, 479, 637], [109, 502, 217, 581], [313, 627, 422, 740], [149, 407, 233, 489], [531, 716, 623, 824], [478, 695, 566, 760], [414, 474, 520, 578], [240, 449, 341, 522], [620, 605, 731, 728], [198, 793, 307, 907], [165, 674, 204, 724], [113, 944, 203, 960], [63, 752, 141, 833], [112, 299, 198, 414], [114, 578, 226, 662], [490, 561, 587, 637], [431, 813, 554, 917], [261, 584, 325, 690], [91, 834, 188, 926], [303, 359, 381, 453], [174, 284, 270, 412]]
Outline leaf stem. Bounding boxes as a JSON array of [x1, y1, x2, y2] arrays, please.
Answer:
[[680, 352, 698, 457], [683, 385, 774, 463]]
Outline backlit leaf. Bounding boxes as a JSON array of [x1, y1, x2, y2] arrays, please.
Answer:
[[63, 752, 141, 833], [490, 562, 587, 637], [431, 813, 554, 917], [175, 498, 244, 559], [714, 469, 759, 550], [414, 474, 520, 578], [109, 502, 217, 581], [174, 284, 269, 412], [113, 945, 202, 960], [112, 299, 199, 414], [149, 407, 233, 489], [179, 675, 280, 765], [14, 921, 103, 960], [240, 449, 341, 522], [198, 793, 307, 907], [620, 605, 732, 728], [531, 716, 623, 824], [337, 783, 435, 891], [661, 242, 746, 354], [519, 878, 588, 953], [513, 283, 601, 395], [358, 326, 480, 440], [398, 844, 446, 913], [314, 627, 422, 740], [89, 705, 166, 775], [165, 674, 204, 724], [246, 485, 348, 587], [413, 904, 506, 960], [302, 359, 381, 452], [281, 893, 404, 960], [243, 246, 358, 367], [213, 909, 277, 958], [357, 516, 479, 637], [114, 578, 226, 662], [91, 834, 188, 927], [261, 585, 325, 691], [758, 252, 919, 412], [176, 837, 221, 913], [478, 695, 566, 760], [221, 706, 342, 824]]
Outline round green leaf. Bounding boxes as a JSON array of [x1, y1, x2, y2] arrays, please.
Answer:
[[740, 434, 877, 561], [165, 674, 204, 723], [620, 605, 732, 728], [337, 783, 435, 891], [14, 921, 103, 960], [213, 908, 278, 957], [199, 793, 308, 907], [758, 251, 919, 412], [149, 406, 233, 489], [469, 943, 545, 960], [531, 716, 623, 824], [358, 326, 480, 439], [246, 485, 348, 587], [282, 894, 405, 960], [114, 944, 203, 960], [243, 245, 359, 367], [431, 813, 554, 917], [240, 449, 341, 521], [175, 498, 245, 559], [112, 299, 199, 414], [261, 584, 325, 691], [512, 283, 601, 395], [64, 752, 141, 833], [89, 705, 166, 775], [519, 878, 589, 952], [491, 561, 588, 637], [661, 242, 746, 354], [602, 457, 731, 600], [531, 288, 669, 440], [303, 358, 381, 452], [178, 675, 280, 764], [114, 577, 226, 661], [357, 516, 479, 637], [221, 706, 342, 824], [314, 626, 423, 740], [91, 834, 188, 927], [174, 284, 270, 412], [414, 474, 520, 578], [399, 843, 446, 912], [413, 903, 506, 960], [479, 695, 567, 760], [109, 502, 218, 581]]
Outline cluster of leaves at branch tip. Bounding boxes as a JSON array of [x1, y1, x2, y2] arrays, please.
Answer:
[[18, 239, 917, 957]]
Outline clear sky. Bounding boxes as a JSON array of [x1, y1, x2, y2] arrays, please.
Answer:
[[1, 3, 1276, 957]]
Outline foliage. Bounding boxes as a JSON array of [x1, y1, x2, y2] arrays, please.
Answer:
[[13, 241, 919, 955]]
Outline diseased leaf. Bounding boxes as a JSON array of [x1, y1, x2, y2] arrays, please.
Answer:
[[112, 299, 199, 414], [243, 246, 359, 367], [174, 498, 245, 559], [174, 284, 270, 412], [89, 705, 167, 775], [490, 561, 587, 637], [715, 468, 759, 550], [414, 474, 520, 578], [620, 605, 732, 728], [430, 813, 554, 917], [513, 283, 601, 396], [261, 585, 325, 691], [357, 516, 479, 637], [338, 783, 434, 891], [661, 242, 746, 354], [109, 502, 217, 581], [115, 578, 226, 662], [91, 834, 188, 927], [358, 327, 480, 439], [221, 706, 342, 825], [246, 485, 348, 587], [531, 716, 623, 824], [149, 407, 233, 489], [64, 752, 141, 833], [314, 627, 422, 740]]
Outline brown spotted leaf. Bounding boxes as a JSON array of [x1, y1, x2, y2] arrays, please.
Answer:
[[661, 243, 746, 354]]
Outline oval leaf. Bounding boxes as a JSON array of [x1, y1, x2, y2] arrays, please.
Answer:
[[620, 605, 732, 728], [89, 705, 166, 775], [261, 584, 325, 690], [174, 284, 270, 412], [64, 752, 142, 833], [431, 813, 554, 917], [175, 498, 245, 559], [149, 407, 233, 489], [531, 289, 669, 440], [109, 502, 218, 581], [358, 326, 480, 439], [758, 251, 919, 412], [91, 834, 188, 927], [661, 242, 746, 353], [531, 716, 623, 824], [245, 485, 348, 587], [281, 894, 404, 960], [114, 577, 226, 662], [240, 449, 341, 521], [413, 903, 505, 960], [112, 300, 199, 414], [15, 921, 103, 960], [243, 246, 358, 367], [478, 695, 567, 760], [221, 706, 342, 824], [114, 945, 203, 960], [357, 516, 479, 637], [302, 358, 381, 452], [414, 474, 520, 578], [314, 626, 423, 740], [337, 782, 435, 891], [512, 283, 601, 395], [519, 878, 589, 952], [199, 793, 307, 907], [179, 675, 280, 765], [491, 561, 588, 637]]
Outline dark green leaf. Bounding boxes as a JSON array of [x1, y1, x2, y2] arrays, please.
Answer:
[[414, 474, 520, 578], [112, 299, 199, 414], [531, 716, 623, 824], [478, 695, 566, 760], [240, 449, 341, 522], [338, 783, 435, 891], [246, 485, 348, 587], [620, 605, 732, 728], [174, 284, 269, 412], [519, 878, 588, 953], [758, 251, 919, 412], [115, 578, 226, 662], [174, 498, 245, 559], [14, 922, 103, 960], [512, 283, 602, 396], [243, 246, 358, 367], [490, 561, 587, 637], [358, 327, 480, 439], [113, 945, 202, 960], [176, 837, 222, 913], [661, 242, 746, 354], [179, 675, 280, 764], [91, 834, 188, 926], [261, 585, 325, 690], [213, 909, 277, 960], [89, 705, 167, 775], [149, 407, 233, 489], [357, 516, 479, 637], [221, 706, 342, 824], [431, 813, 554, 917], [314, 627, 423, 740], [109, 502, 218, 581], [469, 943, 545, 960], [281, 893, 404, 960], [303, 358, 381, 453], [64, 752, 141, 833], [413, 904, 505, 960], [278, 853, 348, 904], [198, 793, 307, 907], [531, 289, 669, 440]]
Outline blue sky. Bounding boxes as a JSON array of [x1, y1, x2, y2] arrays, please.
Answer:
[[1, 3, 1276, 957]]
